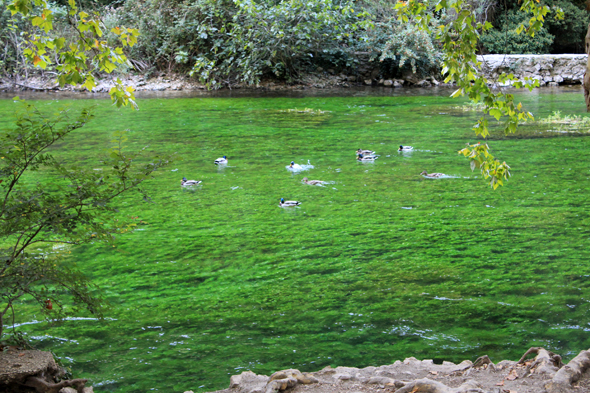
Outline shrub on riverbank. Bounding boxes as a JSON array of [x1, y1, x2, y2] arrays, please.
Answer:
[[2, 0, 589, 87], [480, 0, 590, 54]]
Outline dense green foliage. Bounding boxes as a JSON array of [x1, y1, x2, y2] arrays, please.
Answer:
[[3, 0, 588, 87], [1, 0, 444, 86], [2, 0, 140, 107], [116, 0, 445, 85], [481, 0, 590, 54], [364, 14, 442, 77], [0, 0, 28, 80], [116, 0, 373, 85], [480, 8, 555, 54], [188, 0, 368, 87], [0, 101, 171, 342]]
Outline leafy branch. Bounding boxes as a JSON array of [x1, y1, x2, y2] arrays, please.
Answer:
[[7, 0, 140, 108], [0, 101, 173, 340], [395, 0, 563, 188]]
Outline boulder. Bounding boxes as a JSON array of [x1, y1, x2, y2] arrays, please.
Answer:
[[0, 349, 88, 393]]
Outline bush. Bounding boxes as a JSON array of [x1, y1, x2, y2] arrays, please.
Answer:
[[480, 0, 590, 54], [189, 0, 368, 87], [362, 16, 441, 78], [0, 0, 28, 79], [548, 0, 590, 53], [480, 9, 554, 54]]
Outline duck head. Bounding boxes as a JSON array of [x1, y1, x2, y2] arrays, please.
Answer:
[[290, 161, 295, 167], [357, 154, 363, 160], [280, 198, 285, 203], [302, 177, 308, 182], [420, 171, 428, 175], [399, 145, 404, 150], [223, 155, 227, 159]]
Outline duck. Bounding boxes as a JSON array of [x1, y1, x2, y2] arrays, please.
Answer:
[[357, 153, 378, 161], [289, 161, 303, 170], [181, 177, 202, 186], [214, 156, 228, 165], [302, 177, 325, 186], [279, 198, 301, 207], [398, 145, 413, 151], [356, 149, 375, 156], [420, 171, 445, 178]]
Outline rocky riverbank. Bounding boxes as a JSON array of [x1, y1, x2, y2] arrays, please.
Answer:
[[196, 348, 590, 393], [0, 54, 586, 95], [0, 72, 443, 94]]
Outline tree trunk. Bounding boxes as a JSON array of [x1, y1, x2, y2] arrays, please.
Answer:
[[553, 350, 590, 385]]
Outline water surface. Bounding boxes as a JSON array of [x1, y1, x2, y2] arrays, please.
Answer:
[[1, 87, 589, 393]]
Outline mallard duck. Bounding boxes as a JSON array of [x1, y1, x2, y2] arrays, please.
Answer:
[[357, 153, 378, 161], [181, 177, 202, 186], [420, 171, 445, 178], [214, 156, 228, 165], [279, 198, 301, 207], [302, 177, 325, 186], [356, 149, 375, 156], [398, 145, 414, 151]]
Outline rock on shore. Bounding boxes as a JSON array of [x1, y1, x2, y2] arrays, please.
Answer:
[[0, 54, 586, 94], [200, 348, 590, 393]]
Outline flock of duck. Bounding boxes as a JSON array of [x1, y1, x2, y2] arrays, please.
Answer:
[[180, 147, 447, 207]]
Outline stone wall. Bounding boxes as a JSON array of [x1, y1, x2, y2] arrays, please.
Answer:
[[357, 54, 588, 88], [478, 54, 587, 86]]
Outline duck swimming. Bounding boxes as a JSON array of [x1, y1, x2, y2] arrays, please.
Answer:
[[279, 198, 301, 207], [302, 177, 326, 186], [214, 156, 228, 165], [398, 145, 413, 151], [420, 171, 445, 178], [181, 177, 202, 186], [356, 149, 375, 156], [357, 153, 378, 161]]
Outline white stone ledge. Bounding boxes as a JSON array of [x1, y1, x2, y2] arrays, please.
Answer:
[[476, 54, 588, 85]]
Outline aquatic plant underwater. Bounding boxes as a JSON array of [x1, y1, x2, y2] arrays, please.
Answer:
[[0, 88, 589, 393]]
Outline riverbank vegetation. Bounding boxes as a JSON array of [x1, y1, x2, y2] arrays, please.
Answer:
[[1, 0, 588, 89]]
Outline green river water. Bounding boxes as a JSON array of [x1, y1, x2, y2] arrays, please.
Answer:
[[1, 87, 590, 392]]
